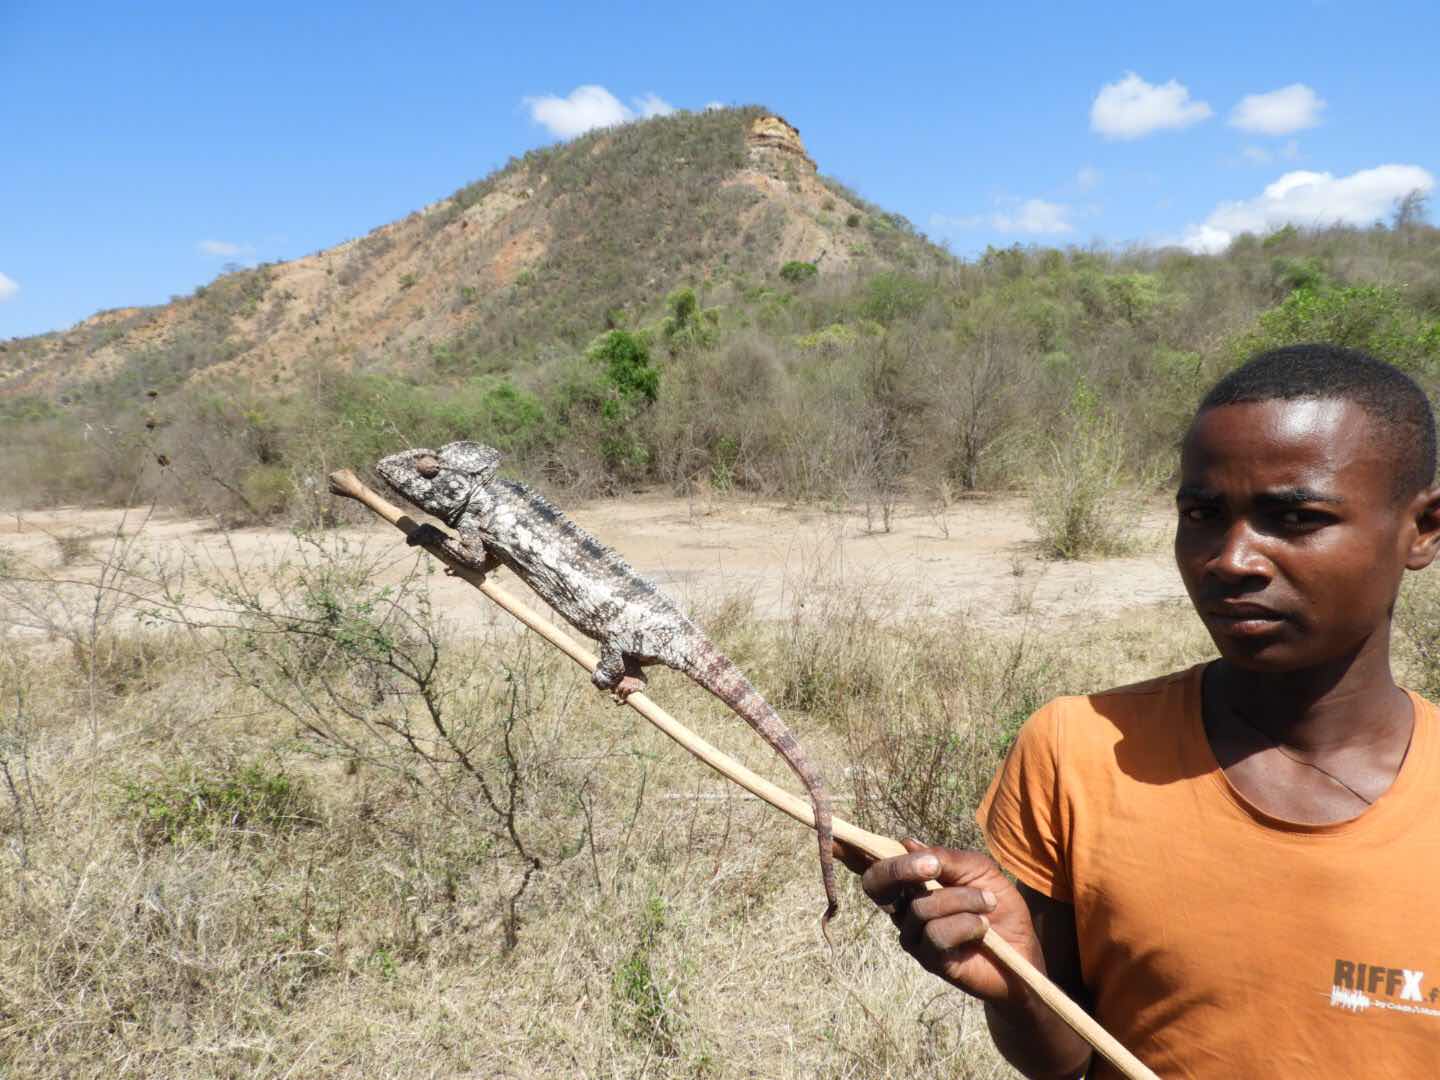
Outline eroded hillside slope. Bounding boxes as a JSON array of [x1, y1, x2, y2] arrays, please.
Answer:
[[0, 108, 944, 400]]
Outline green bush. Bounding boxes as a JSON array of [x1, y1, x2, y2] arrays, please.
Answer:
[[1271, 256, 1328, 295], [1030, 385, 1143, 559], [779, 260, 818, 285], [241, 464, 294, 519], [587, 330, 659, 404], [859, 271, 932, 325], [794, 322, 859, 353], [1233, 285, 1440, 374], [0, 396, 61, 423], [311, 372, 552, 468], [658, 287, 719, 353], [611, 893, 679, 1055], [119, 761, 315, 848]]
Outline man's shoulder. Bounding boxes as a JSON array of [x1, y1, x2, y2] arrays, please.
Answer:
[[1008, 664, 1204, 774], [1037, 664, 1201, 728]]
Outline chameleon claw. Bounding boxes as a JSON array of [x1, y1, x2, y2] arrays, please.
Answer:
[[611, 675, 647, 704]]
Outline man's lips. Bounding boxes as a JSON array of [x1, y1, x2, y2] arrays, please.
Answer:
[[1203, 601, 1288, 634]]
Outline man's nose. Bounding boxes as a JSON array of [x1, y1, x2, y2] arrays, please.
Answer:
[[1209, 520, 1272, 582]]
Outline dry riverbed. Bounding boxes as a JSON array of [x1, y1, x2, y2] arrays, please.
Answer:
[[1, 491, 1190, 640]]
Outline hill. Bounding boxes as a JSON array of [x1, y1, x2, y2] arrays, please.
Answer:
[[0, 107, 944, 399]]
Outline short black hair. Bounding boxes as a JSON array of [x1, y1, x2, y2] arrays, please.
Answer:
[[1197, 343, 1436, 499]]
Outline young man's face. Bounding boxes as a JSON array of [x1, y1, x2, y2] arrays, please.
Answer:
[[1174, 397, 1435, 673]]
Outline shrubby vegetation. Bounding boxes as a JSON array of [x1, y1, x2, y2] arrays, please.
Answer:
[[2, 114, 1437, 556]]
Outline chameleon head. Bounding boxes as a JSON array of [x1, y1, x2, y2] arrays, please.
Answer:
[[375, 442, 502, 525]]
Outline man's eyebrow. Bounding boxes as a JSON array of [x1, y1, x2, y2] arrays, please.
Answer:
[[1175, 485, 1219, 503], [1174, 485, 1345, 505], [1255, 487, 1345, 506]]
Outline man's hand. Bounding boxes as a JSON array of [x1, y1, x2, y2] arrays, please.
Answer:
[[848, 839, 1093, 1078], [859, 839, 1047, 1005]]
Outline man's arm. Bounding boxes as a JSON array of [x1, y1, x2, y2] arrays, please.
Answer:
[[984, 882, 1092, 1079], [860, 844, 1092, 1080]]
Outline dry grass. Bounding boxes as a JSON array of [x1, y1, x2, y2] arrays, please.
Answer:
[[0, 511, 1238, 1079]]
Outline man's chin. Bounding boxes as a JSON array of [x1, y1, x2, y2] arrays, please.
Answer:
[[1205, 629, 1304, 672]]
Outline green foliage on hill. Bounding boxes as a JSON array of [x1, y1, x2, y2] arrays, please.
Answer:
[[425, 106, 850, 373]]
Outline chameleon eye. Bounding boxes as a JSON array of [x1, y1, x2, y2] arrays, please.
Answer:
[[416, 455, 440, 479]]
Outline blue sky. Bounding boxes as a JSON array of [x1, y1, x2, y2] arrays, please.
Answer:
[[2, 0, 1437, 339]]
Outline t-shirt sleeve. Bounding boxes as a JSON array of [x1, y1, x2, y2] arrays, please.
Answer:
[[975, 700, 1073, 902]]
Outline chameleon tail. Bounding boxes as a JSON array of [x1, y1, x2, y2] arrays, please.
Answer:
[[687, 642, 838, 928]]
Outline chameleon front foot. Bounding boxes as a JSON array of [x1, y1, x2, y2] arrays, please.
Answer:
[[609, 675, 647, 704], [593, 652, 647, 703]]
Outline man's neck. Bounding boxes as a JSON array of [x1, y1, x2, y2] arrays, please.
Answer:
[[1202, 634, 1416, 822], [1208, 636, 1411, 754]]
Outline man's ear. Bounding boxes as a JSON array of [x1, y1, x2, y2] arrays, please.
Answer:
[[1405, 485, 1440, 570], [438, 441, 501, 482]]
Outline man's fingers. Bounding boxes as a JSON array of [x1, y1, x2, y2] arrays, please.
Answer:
[[896, 885, 997, 945], [864, 844, 1001, 900], [910, 910, 992, 955], [861, 850, 942, 906], [911, 885, 998, 922], [912, 844, 1008, 889]]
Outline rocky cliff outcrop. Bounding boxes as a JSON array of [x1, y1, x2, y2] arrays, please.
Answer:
[[746, 115, 815, 178]]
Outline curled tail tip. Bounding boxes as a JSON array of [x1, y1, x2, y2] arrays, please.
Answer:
[[820, 899, 839, 950]]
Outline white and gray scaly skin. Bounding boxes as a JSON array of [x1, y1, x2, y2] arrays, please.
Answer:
[[376, 441, 838, 928]]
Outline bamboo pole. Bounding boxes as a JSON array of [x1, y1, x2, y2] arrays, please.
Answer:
[[327, 469, 1159, 1080]]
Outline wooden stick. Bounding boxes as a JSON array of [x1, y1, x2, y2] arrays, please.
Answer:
[[327, 469, 1159, 1080]]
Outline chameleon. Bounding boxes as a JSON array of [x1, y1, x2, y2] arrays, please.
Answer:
[[375, 441, 838, 928]]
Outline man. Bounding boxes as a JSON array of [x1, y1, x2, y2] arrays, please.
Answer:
[[857, 344, 1440, 1077]]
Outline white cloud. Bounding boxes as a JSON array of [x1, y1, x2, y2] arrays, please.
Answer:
[[1075, 166, 1102, 192], [995, 199, 1074, 234], [1090, 72, 1212, 139], [1229, 84, 1325, 135], [929, 212, 985, 231], [523, 85, 677, 139], [525, 85, 629, 137], [1179, 164, 1435, 253], [0, 272, 18, 302], [198, 239, 253, 257], [1181, 224, 1236, 254], [632, 93, 675, 120], [1240, 140, 1302, 165], [932, 198, 1074, 236]]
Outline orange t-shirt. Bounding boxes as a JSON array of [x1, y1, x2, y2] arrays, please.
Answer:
[[977, 664, 1440, 1078]]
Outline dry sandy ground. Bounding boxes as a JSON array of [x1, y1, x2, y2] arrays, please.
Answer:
[[1, 492, 1189, 642]]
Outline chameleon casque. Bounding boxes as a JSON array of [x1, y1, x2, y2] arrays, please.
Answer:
[[376, 441, 838, 926]]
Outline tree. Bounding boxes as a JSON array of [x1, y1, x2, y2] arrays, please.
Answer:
[[1393, 189, 1430, 231]]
